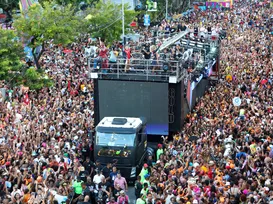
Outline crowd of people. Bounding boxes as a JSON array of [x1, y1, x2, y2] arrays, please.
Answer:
[[0, 0, 273, 203]]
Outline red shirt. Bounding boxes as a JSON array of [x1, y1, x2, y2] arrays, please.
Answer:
[[124, 48, 131, 59], [99, 46, 108, 58]]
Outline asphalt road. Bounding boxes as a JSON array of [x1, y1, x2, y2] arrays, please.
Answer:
[[127, 186, 136, 203]]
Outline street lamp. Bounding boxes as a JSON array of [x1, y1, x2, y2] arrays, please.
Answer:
[[166, 0, 168, 19], [122, 0, 125, 50]]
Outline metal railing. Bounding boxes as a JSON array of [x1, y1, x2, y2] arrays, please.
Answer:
[[88, 57, 186, 83]]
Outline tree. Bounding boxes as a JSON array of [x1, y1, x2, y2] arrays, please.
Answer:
[[0, 0, 19, 21], [84, 0, 137, 44], [13, 2, 82, 68], [0, 29, 24, 84], [39, 0, 99, 8], [0, 29, 53, 90]]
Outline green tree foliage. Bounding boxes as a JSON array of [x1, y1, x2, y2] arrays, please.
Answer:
[[84, 0, 137, 44], [0, 29, 53, 90], [0, 29, 24, 83], [22, 67, 54, 90], [39, 0, 99, 8], [13, 2, 82, 68]]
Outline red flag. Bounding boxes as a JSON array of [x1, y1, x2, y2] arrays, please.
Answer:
[[23, 93, 30, 105]]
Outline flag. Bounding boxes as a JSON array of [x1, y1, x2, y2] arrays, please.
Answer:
[[19, 0, 39, 13]]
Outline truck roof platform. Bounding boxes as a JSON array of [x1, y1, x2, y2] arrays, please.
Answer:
[[96, 117, 144, 133]]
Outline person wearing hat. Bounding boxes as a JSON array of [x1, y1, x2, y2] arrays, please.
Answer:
[[143, 173, 151, 187], [156, 144, 164, 161], [107, 197, 118, 204], [117, 190, 129, 204], [139, 163, 149, 183]]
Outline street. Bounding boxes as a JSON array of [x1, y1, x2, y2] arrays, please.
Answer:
[[128, 186, 136, 203]]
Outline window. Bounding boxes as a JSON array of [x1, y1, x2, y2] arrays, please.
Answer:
[[96, 132, 136, 147]]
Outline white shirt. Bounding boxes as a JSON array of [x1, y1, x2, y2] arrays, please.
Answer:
[[93, 174, 105, 184], [11, 189, 23, 198], [165, 195, 175, 204], [50, 190, 68, 204]]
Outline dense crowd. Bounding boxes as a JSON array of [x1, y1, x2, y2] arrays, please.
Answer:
[[0, 0, 273, 204]]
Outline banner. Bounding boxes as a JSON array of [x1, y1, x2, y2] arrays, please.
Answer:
[[146, 0, 157, 11], [19, 0, 39, 12], [144, 14, 150, 26]]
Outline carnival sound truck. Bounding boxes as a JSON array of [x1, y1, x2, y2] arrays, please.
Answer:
[[92, 69, 189, 179]]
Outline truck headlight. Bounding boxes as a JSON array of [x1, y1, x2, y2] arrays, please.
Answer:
[[130, 167, 136, 178]]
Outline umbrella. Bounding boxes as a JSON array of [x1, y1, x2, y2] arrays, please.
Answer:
[[189, 136, 198, 141], [63, 49, 73, 54]]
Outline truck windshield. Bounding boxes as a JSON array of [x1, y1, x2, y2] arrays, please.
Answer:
[[96, 132, 135, 147]]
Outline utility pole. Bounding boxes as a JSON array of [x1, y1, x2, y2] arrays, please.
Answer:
[[166, 0, 168, 19], [122, 0, 125, 50]]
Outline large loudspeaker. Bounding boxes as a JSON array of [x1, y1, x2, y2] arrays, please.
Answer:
[[168, 81, 188, 133]]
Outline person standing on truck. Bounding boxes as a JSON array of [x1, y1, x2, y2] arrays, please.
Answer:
[[156, 144, 164, 161], [139, 163, 149, 183]]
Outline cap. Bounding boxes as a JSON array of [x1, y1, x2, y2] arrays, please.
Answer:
[[158, 144, 162, 148], [193, 162, 199, 168], [120, 190, 125, 194], [209, 161, 215, 166], [144, 174, 150, 179], [193, 199, 198, 204]]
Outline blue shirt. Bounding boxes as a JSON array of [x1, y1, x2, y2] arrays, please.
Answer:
[[236, 152, 247, 159], [110, 172, 118, 185]]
